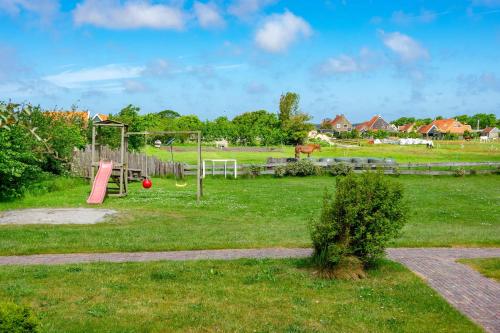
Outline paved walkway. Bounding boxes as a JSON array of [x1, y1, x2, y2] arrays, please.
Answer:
[[0, 247, 499, 332], [387, 248, 500, 333]]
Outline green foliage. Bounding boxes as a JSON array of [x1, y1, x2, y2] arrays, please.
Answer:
[[231, 110, 282, 146], [284, 159, 321, 177], [310, 172, 407, 269], [0, 123, 42, 200], [0, 102, 87, 200], [454, 168, 466, 177], [279, 92, 313, 145], [329, 163, 353, 176], [0, 302, 39, 333], [273, 165, 287, 178], [246, 164, 262, 178]]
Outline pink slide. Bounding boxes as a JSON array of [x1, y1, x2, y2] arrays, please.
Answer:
[[87, 160, 113, 204]]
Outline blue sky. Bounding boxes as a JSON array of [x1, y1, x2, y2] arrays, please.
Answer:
[[0, 0, 499, 122]]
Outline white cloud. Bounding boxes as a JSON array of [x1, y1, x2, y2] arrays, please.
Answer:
[[319, 55, 358, 74], [73, 0, 185, 30], [0, 0, 59, 24], [379, 30, 429, 62], [43, 64, 145, 88], [254, 11, 312, 53], [246, 82, 269, 94], [457, 72, 500, 94], [317, 48, 382, 76], [391, 9, 437, 25], [123, 79, 148, 93], [228, 0, 275, 19], [194, 1, 225, 29]]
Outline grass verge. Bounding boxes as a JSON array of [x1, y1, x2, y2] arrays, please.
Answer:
[[458, 258, 500, 281], [0, 258, 481, 332]]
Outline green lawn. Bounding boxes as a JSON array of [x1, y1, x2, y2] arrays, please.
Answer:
[[458, 258, 500, 281], [0, 259, 481, 332], [146, 141, 500, 164], [0, 175, 498, 255]]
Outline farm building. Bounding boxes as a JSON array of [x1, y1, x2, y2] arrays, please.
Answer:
[[327, 114, 353, 132], [481, 127, 498, 139], [398, 123, 416, 133], [355, 115, 395, 132]]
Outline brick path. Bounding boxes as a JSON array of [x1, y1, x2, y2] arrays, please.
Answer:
[[0, 247, 498, 332], [387, 248, 500, 333]]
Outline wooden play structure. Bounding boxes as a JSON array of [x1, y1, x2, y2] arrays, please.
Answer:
[[87, 120, 203, 204]]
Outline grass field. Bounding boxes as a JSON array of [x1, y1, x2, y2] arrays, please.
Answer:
[[146, 140, 500, 164], [0, 174, 498, 255], [458, 258, 500, 281], [0, 258, 481, 332]]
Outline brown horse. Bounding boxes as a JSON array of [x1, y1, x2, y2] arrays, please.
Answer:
[[295, 144, 321, 158]]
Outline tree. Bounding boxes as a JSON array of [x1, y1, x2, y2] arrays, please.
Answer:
[[279, 92, 300, 124], [157, 109, 180, 119], [391, 117, 415, 127], [278, 92, 313, 145], [232, 110, 282, 145]]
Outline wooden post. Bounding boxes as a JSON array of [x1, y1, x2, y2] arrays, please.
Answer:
[[197, 131, 202, 201], [90, 125, 96, 186], [119, 126, 125, 196]]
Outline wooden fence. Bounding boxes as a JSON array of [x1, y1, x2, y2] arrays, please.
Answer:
[[185, 160, 500, 176], [71, 145, 184, 179]]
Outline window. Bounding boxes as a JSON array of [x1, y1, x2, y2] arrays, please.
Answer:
[[343, 124, 347, 128], [336, 124, 341, 129]]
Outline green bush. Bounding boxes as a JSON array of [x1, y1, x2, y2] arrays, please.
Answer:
[[454, 168, 466, 177], [274, 165, 287, 178], [0, 302, 39, 333], [310, 172, 407, 272], [285, 159, 321, 177], [329, 163, 353, 176], [246, 164, 262, 178]]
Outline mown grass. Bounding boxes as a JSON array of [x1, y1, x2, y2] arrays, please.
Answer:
[[458, 258, 500, 281], [146, 141, 500, 164], [0, 175, 498, 255], [0, 259, 481, 332]]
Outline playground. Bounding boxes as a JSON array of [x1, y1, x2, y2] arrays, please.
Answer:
[[1, 121, 499, 332]]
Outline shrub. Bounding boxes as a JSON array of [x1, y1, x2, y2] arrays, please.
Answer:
[[247, 164, 262, 178], [0, 302, 39, 333], [329, 163, 353, 176], [274, 165, 287, 178], [285, 159, 321, 177], [310, 172, 406, 277], [454, 168, 466, 177]]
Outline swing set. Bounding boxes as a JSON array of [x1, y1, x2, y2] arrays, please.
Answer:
[[87, 120, 203, 204]]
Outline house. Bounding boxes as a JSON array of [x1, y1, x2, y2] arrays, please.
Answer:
[[328, 114, 352, 132], [44, 110, 90, 124], [432, 119, 472, 135], [418, 124, 440, 138], [481, 127, 498, 139], [418, 118, 472, 138], [398, 123, 416, 133], [355, 115, 395, 132], [92, 113, 109, 122]]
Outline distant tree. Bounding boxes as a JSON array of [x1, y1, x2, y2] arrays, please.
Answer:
[[391, 117, 415, 127], [232, 110, 281, 146], [435, 115, 443, 120], [415, 118, 432, 126], [320, 119, 333, 129], [279, 92, 300, 124], [157, 109, 180, 119], [278, 92, 313, 145]]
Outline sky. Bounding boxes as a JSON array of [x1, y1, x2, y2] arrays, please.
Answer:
[[0, 0, 499, 123]]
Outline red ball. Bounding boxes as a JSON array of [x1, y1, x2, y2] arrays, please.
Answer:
[[142, 179, 152, 189]]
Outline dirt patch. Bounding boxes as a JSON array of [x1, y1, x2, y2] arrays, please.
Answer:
[[0, 208, 117, 225]]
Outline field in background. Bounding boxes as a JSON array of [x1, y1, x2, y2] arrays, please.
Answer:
[[1, 175, 498, 255], [146, 140, 500, 165]]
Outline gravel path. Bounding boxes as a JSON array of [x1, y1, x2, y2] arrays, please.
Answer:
[[0, 247, 498, 332]]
